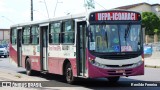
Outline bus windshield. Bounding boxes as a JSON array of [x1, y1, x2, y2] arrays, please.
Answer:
[[89, 24, 141, 53]]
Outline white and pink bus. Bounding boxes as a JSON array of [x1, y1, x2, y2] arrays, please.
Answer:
[[10, 10, 144, 84]]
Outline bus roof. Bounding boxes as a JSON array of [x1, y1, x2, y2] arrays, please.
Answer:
[[11, 12, 87, 28], [11, 9, 140, 28], [89, 9, 141, 14]]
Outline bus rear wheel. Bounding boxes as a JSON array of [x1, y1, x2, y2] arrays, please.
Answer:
[[65, 63, 75, 84], [107, 76, 120, 83], [26, 58, 35, 76]]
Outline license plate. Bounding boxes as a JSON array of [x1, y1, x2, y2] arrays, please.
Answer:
[[116, 70, 125, 73]]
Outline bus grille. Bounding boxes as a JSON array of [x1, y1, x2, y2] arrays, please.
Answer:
[[107, 69, 132, 75], [105, 64, 133, 68], [99, 54, 140, 60]]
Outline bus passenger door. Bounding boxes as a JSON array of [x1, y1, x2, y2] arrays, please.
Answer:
[[40, 25, 48, 71], [77, 21, 86, 76], [17, 28, 22, 67]]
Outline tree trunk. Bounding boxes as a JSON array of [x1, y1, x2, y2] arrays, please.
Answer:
[[154, 34, 158, 43], [145, 35, 150, 44]]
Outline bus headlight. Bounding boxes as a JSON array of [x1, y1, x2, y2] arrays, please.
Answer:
[[89, 59, 95, 64], [132, 60, 143, 68], [89, 58, 106, 68]]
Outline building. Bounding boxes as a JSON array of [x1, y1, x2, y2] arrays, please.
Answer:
[[0, 29, 10, 44], [115, 2, 160, 16]]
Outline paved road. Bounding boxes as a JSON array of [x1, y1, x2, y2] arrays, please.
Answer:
[[0, 58, 160, 90]]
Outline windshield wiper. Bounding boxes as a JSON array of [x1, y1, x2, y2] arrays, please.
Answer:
[[105, 31, 108, 48]]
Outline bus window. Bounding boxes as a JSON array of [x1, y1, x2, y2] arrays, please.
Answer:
[[62, 20, 75, 44], [49, 22, 61, 44], [31, 26, 39, 45], [119, 25, 141, 52], [22, 26, 30, 44], [119, 25, 127, 46], [11, 28, 17, 45], [90, 25, 120, 52], [130, 25, 141, 51]]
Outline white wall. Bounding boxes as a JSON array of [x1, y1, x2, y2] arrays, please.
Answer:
[[0, 30, 10, 41], [127, 4, 160, 17], [4, 31, 9, 40], [0, 31, 3, 40], [151, 5, 160, 16], [128, 4, 152, 13]]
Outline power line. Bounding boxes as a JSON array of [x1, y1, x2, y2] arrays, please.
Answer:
[[54, 0, 63, 17], [43, 0, 50, 18], [94, 0, 106, 10], [1, 16, 15, 24]]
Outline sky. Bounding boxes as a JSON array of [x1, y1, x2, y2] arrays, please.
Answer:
[[0, 0, 160, 29]]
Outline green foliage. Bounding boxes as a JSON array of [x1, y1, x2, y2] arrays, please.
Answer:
[[154, 29, 159, 34], [142, 12, 160, 35]]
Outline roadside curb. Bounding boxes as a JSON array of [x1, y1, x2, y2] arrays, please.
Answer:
[[145, 65, 160, 68]]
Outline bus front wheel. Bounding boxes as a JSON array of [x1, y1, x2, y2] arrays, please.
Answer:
[[65, 63, 75, 84], [107, 76, 120, 83]]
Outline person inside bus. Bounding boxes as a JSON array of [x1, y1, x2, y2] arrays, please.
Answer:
[[95, 25, 102, 52], [100, 25, 108, 51], [95, 25, 107, 52]]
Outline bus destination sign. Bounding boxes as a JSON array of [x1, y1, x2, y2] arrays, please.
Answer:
[[95, 12, 140, 21]]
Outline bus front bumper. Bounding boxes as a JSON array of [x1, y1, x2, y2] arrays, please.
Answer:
[[88, 62, 144, 78]]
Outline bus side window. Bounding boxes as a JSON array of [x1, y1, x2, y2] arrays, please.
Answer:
[[31, 26, 39, 45], [11, 28, 17, 45], [22, 26, 30, 44], [49, 22, 61, 44], [62, 20, 75, 44]]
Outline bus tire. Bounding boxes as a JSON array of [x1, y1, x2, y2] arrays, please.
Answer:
[[65, 63, 75, 84], [107, 76, 120, 83], [26, 58, 34, 76]]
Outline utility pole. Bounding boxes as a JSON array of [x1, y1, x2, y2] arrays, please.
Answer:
[[31, 0, 33, 21]]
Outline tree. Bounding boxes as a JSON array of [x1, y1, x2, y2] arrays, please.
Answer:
[[84, 0, 95, 10], [142, 12, 160, 35], [142, 12, 160, 43]]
